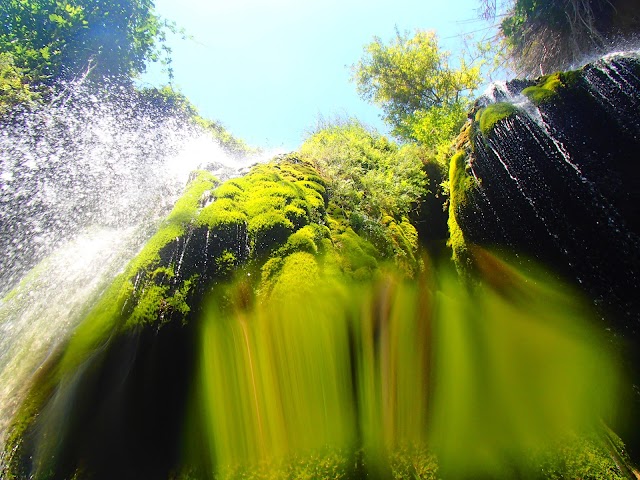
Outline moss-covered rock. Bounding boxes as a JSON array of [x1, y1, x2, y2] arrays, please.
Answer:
[[475, 102, 519, 135], [521, 70, 581, 105], [446, 150, 477, 272], [451, 52, 640, 467], [2, 151, 426, 479]]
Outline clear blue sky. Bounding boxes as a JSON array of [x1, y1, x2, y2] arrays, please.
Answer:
[[140, 0, 497, 150]]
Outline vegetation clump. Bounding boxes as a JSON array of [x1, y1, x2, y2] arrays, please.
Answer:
[[475, 102, 519, 135], [0, 53, 36, 114], [351, 29, 481, 146], [446, 150, 477, 271], [482, 0, 640, 76], [0, 0, 164, 86], [521, 69, 581, 105]]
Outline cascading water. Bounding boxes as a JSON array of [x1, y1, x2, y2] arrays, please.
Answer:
[[460, 50, 640, 334], [1, 52, 637, 479], [450, 50, 640, 462], [0, 80, 264, 449]]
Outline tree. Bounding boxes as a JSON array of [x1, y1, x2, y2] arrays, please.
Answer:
[[483, 0, 640, 76], [352, 29, 481, 146], [0, 0, 163, 85], [0, 53, 37, 113], [301, 119, 426, 220]]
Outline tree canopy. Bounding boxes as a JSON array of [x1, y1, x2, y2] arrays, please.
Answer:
[[352, 29, 481, 146], [0, 0, 162, 85]]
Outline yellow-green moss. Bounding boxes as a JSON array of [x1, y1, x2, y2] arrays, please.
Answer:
[[522, 69, 581, 106], [333, 229, 379, 281], [447, 151, 476, 271], [214, 250, 237, 277], [475, 102, 519, 135], [198, 199, 247, 231], [213, 181, 245, 200], [269, 252, 321, 301], [249, 211, 295, 254], [284, 225, 320, 254], [56, 171, 219, 376]]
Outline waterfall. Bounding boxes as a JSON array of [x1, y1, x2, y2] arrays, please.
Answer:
[[0, 80, 262, 449], [461, 50, 640, 334], [1, 52, 637, 478]]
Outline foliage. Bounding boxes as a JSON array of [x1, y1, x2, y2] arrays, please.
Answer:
[[138, 85, 254, 157], [3, 145, 631, 478], [0, 53, 37, 114], [0, 0, 164, 85], [447, 150, 476, 271], [406, 100, 468, 149], [493, 0, 640, 76], [352, 29, 481, 145], [521, 69, 581, 105], [475, 102, 519, 135], [301, 120, 426, 220], [300, 121, 426, 274], [193, 253, 625, 479]]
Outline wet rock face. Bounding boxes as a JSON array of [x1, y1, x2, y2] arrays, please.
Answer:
[[452, 53, 640, 458], [456, 52, 640, 335]]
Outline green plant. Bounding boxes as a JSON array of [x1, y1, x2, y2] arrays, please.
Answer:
[[521, 69, 581, 105], [0, 53, 36, 113], [0, 0, 164, 84], [352, 29, 481, 144], [493, 0, 640, 75], [475, 102, 519, 135]]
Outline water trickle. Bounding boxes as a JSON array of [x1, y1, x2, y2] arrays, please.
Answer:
[[464, 50, 640, 332], [0, 80, 262, 447]]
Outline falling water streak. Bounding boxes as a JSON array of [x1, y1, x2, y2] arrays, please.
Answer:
[[471, 174, 513, 246], [471, 51, 640, 318], [528, 102, 637, 246], [486, 122, 551, 233], [582, 52, 640, 133], [0, 80, 267, 451], [0, 227, 143, 447]]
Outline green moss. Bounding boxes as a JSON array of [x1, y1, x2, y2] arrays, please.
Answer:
[[295, 179, 326, 196], [284, 225, 320, 255], [333, 228, 379, 281], [5, 155, 432, 478], [198, 200, 247, 230], [522, 73, 563, 104], [261, 256, 285, 283], [214, 250, 237, 277], [389, 445, 438, 479], [528, 430, 632, 480], [384, 216, 420, 277], [269, 252, 321, 301], [165, 170, 218, 225], [447, 151, 477, 271], [249, 211, 294, 255], [214, 181, 245, 200], [284, 203, 309, 229], [522, 69, 582, 105], [475, 102, 519, 135]]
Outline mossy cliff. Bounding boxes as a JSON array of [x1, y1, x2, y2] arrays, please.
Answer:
[[4, 52, 640, 479], [1, 154, 421, 479], [447, 51, 640, 462]]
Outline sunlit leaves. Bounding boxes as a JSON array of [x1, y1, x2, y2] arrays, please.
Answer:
[[352, 29, 481, 145], [0, 0, 163, 85], [0, 52, 36, 114], [301, 121, 426, 220]]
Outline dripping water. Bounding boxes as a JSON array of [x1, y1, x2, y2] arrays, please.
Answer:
[[0, 79, 265, 448], [473, 50, 640, 324]]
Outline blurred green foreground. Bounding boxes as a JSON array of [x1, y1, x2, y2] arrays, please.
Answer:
[[184, 252, 628, 479]]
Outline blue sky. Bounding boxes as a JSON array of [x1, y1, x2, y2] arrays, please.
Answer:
[[140, 0, 497, 150]]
